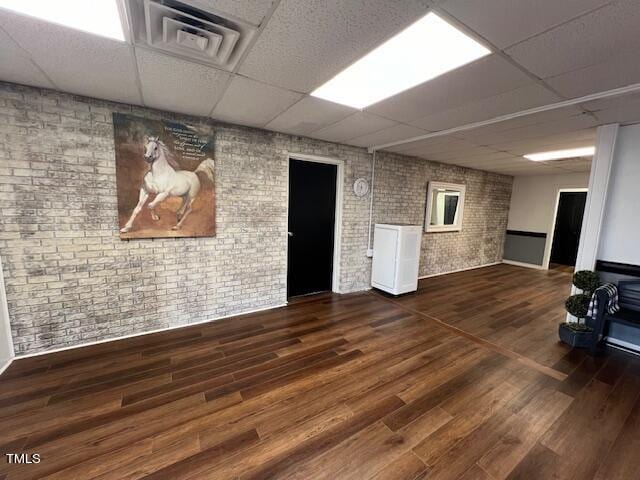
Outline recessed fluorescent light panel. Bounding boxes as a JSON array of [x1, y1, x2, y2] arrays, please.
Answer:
[[524, 147, 596, 162], [310, 13, 490, 109], [0, 0, 125, 41]]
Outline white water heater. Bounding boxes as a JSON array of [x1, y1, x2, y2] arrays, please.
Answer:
[[371, 224, 422, 295]]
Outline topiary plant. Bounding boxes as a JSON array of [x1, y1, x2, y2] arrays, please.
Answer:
[[560, 270, 600, 345], [564, 270, 599, 323], [563, 322, 593, 332], [565, 293, 591, 319], [572, 270, 599, 296]]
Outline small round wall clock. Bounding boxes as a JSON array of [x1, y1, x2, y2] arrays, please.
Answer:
[[353, 178, 370, 197]]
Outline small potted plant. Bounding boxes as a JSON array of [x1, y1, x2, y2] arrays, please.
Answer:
[[558, 270, 599, 348]]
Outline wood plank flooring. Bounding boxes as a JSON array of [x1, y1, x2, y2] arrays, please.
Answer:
[[395, 264, 579, 369], [1, 264, 639, 479]]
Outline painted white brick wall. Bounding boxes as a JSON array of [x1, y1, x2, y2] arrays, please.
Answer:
[[0, 82, 512, 355], [373, 152, 513, 276]]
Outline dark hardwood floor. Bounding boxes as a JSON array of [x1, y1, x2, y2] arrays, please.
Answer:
[[549, 263, 575, 274], [1, 264, 639, 479], [395, 263, 579, 370]]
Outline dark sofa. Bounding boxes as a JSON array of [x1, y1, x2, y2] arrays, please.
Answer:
[[589, 280, 640, 353]]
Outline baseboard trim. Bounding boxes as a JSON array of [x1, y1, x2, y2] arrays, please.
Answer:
[[15, 302, 288, 360], [502, 259, 546, 270], [0, 358, 12, 376], [606, 337, 640, 355], [419, 262, 502, 279]]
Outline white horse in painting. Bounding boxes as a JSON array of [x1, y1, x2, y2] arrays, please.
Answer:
[[120, 136, 215, 233]]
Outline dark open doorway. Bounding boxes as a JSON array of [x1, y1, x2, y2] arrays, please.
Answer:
[[550, 191, 587, 267], [287, 158, 338, 299]]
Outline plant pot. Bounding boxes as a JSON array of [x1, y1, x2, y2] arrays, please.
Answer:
[[558, 323, 593, 348]]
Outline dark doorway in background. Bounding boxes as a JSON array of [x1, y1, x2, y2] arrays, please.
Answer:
[[287, 159, 337, 298], [550, 191, 587, 267]]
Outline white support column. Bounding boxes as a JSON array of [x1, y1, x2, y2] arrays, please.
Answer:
[[575, 124, 619, 271], [567, 124, 619, 322], [0, 254, 15, 374]]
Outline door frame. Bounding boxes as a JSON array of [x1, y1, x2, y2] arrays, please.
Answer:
[[286, 152, 344, 295], [544, 188, 588, 269]]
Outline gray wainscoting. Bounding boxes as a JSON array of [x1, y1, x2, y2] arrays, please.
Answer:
[[503, 230, 547, 266]]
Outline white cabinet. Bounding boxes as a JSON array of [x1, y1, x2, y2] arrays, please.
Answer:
[[371, 224, 422, 295], [0, 255, 14, 373]]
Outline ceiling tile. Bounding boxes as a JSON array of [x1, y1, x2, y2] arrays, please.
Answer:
[[559, 163, 592, 173], [486, 165, 568, 176], [408, 147, 560, 175], [366, 55, 532, 123], [211, 76, 303, 127], [506, 0, 640, 79], [481, 106, 585, 133], [545, 50, 640, 98], [452, 156, 526, 169], [238, 0, 431, 92], [264, 96, 355, 136], [457, 113, 598, 145], [410, 84, 561, 131], [136, 48, 230, 117], [548, 158, 593, 172], [186, 0, 275, 25], [0, 27, 54, 89], [424, 145, 500, 162], [441, 0, 610, 49], [582, 92, 640, 111], [582, 91, 640, 124], [484, 159, 568, 175], [446, 151, 519, 163], [491, 132, 597, 155], [348, 124, 428, 148], [388, 121, 598, 175], [384, 135, 475, 155], [309, 112, 397, 144], [591, 106, 640, 126], [452, 106, 584, 138], [581, 91, 640, 113], [0, 11, 141, 105]]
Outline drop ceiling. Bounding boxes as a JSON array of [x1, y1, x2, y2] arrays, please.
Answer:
[[1, 0, 639, 175]]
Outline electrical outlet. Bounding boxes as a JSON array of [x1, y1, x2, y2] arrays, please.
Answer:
[[366, 248, 374, 257]]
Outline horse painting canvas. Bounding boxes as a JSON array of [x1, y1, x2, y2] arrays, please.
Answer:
[[113, 113, 216, 239]]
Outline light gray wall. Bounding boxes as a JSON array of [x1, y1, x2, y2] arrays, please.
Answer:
[[599, 123, 640, 265], [507, 173, 590, 234], [506, 172, 590, 267], [0, 82, 512, 355]]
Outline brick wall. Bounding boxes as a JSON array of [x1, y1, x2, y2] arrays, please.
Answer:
[[0, 82, 512, 355], [373, 152, 513, 276]]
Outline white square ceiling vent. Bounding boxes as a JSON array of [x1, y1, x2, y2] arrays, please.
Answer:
[[128, 0, 256, 71], [168, 18, 219, 52]]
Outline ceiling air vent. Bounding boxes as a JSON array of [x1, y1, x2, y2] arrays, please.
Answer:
[[129, 0, 256, 71]]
